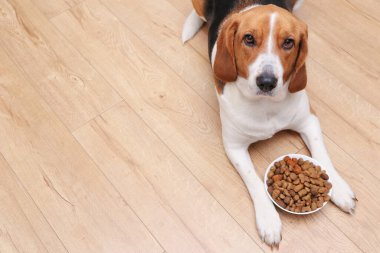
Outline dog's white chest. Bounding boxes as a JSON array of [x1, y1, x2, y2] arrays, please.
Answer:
[[218, 85, 309, 143]]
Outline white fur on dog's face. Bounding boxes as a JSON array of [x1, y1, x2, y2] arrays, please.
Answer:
[[223, 12, 288, 101], [237, 12, 286, 100]]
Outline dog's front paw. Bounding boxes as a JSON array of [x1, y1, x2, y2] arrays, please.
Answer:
[[255, 202, 282, 247], [331, 178, 357, 214]]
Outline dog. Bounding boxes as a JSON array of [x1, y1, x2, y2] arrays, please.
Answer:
[[182, 0, 357, 246]]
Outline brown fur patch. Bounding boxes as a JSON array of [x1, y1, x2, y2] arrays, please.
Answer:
[[214, 78, 225, 95]]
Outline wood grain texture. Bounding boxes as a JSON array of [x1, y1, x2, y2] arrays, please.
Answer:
[[0, 154, 59, 253], [31, 0, 83, 19], [0, 0, 122, 131], [0, 0, 379, 252], [0, 46, 161, 253], [74, 101, 262, 253]]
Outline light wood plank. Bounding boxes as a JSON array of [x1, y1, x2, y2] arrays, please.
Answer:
[[0, 154, 50, 253], [348, 0, 380, 23], [101, 0, 218, 111], [28, 0, 69, 19], [74, 102, 262, 253], [297, 1, 380, 110], [31, 0, 83, 19], [0, 46, 162, 253], [307, 66, 380, 180], [0, 0, 122, 131]]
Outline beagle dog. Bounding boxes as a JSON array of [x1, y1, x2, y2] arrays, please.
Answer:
[[182, 0, 357, 246]]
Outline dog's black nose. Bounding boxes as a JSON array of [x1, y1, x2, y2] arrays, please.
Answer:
[[256, 73, 278, 92]]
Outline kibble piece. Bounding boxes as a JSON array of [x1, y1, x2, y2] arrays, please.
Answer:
[[294, 184, 304, 192], [284, 196, 291, 205], [272, 174, 283, 182], [320, 173, 329, 180], [277, 199, 286, 208], [303, 193, 311, 201], [302, 162, 312, 170], [302, 206, 312, 212], [299, 174, 306, 183], [289, 173, 297, 180], [280, 194, 286, 199], [311, 202, 317, 210], [272, 189, 280, 199], [311, 187, 318, 196], [298, 189, 307, 197], [294, 165, 302, 174]]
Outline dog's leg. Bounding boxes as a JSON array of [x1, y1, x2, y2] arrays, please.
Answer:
[[293, 114, 357, 213], [224, 146, 282, 246], [182, 9, 204, 43]]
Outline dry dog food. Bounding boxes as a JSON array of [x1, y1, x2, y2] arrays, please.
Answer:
[[266, 156, 332, 213]]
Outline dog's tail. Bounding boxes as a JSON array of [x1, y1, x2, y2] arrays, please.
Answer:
[[182, 9, 204, 43], [292, 0, 304, 11]]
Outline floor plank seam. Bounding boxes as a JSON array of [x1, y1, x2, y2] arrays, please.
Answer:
[[72, 106, 210, 253], [321, 211, 365, 253], [114, 104, 266, 252], [310, 94, 380, 182], [0, 152, 70, 253]]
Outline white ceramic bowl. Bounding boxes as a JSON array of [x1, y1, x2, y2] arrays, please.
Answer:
[[264, 154, 332, 215]]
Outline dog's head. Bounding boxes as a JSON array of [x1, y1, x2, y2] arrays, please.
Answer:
[[212, 5, 308, 100]]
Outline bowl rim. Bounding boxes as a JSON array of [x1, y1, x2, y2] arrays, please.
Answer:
[[264, 154, 332, 215]]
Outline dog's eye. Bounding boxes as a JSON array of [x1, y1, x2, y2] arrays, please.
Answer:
[[282, 38, 294, 50], [243, 34, 256, 47]]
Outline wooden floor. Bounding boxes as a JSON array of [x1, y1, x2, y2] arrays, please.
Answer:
[[0, 0, 379, 252]]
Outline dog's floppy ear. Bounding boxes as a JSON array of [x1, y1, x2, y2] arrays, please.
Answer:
[[289, 23, 308, 93], [213, 17, 238, 83]]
